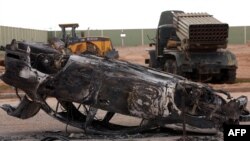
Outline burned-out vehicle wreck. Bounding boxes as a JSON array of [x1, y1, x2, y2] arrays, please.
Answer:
[[1, 40, 250, 135]]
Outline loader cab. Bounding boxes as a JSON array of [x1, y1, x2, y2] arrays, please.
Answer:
[[59, 23, 79, 45]]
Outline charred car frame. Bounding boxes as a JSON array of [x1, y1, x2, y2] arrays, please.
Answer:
[[0, 40, 250, 135]]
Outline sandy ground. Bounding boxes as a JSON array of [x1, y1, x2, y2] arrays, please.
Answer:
[[0, 45, 250, 140]]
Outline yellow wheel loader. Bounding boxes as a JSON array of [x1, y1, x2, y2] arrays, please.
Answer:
[[53, 23, 118, 58]]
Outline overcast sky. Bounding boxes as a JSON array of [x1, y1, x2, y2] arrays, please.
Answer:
[[0, 0, 249, 30]]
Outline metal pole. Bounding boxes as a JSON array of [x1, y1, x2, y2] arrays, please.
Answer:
[[121, 29, 124, 47], [101, 30, 103, 37], [244, 26, 247, 44], [141, 29, 144, 46], [121, 38, 124, 47], [87, 27, 90, 36]]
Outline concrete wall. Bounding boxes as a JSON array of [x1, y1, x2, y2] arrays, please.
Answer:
[[228, 26, 250, 44], [228, 26, 244, 44], [1, 26, 250, 47], [0, 26, 48, 46], [48, 27, 249, 47], [48, 28, 157, 47]]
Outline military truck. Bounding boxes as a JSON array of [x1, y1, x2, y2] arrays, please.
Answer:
[[145, 10, 237, 83]]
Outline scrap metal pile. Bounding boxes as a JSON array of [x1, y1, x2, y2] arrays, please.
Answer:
[[0, 39, 250, 135]]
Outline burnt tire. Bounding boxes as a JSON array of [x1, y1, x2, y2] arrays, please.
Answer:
[[164, 59, 177, 74], [148, 50, 157, 68], [225, 69, 236, 84]]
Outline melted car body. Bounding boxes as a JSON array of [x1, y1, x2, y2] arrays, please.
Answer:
[[0, 40, 250, 134]]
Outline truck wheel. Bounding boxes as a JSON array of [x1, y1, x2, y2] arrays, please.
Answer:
[[149, 50, 157, 68], [226, 69, 236, 84], [164, 59, 177, 74]]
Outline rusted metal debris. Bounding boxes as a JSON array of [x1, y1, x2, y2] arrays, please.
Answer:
[[0, 39, 250, 135]]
